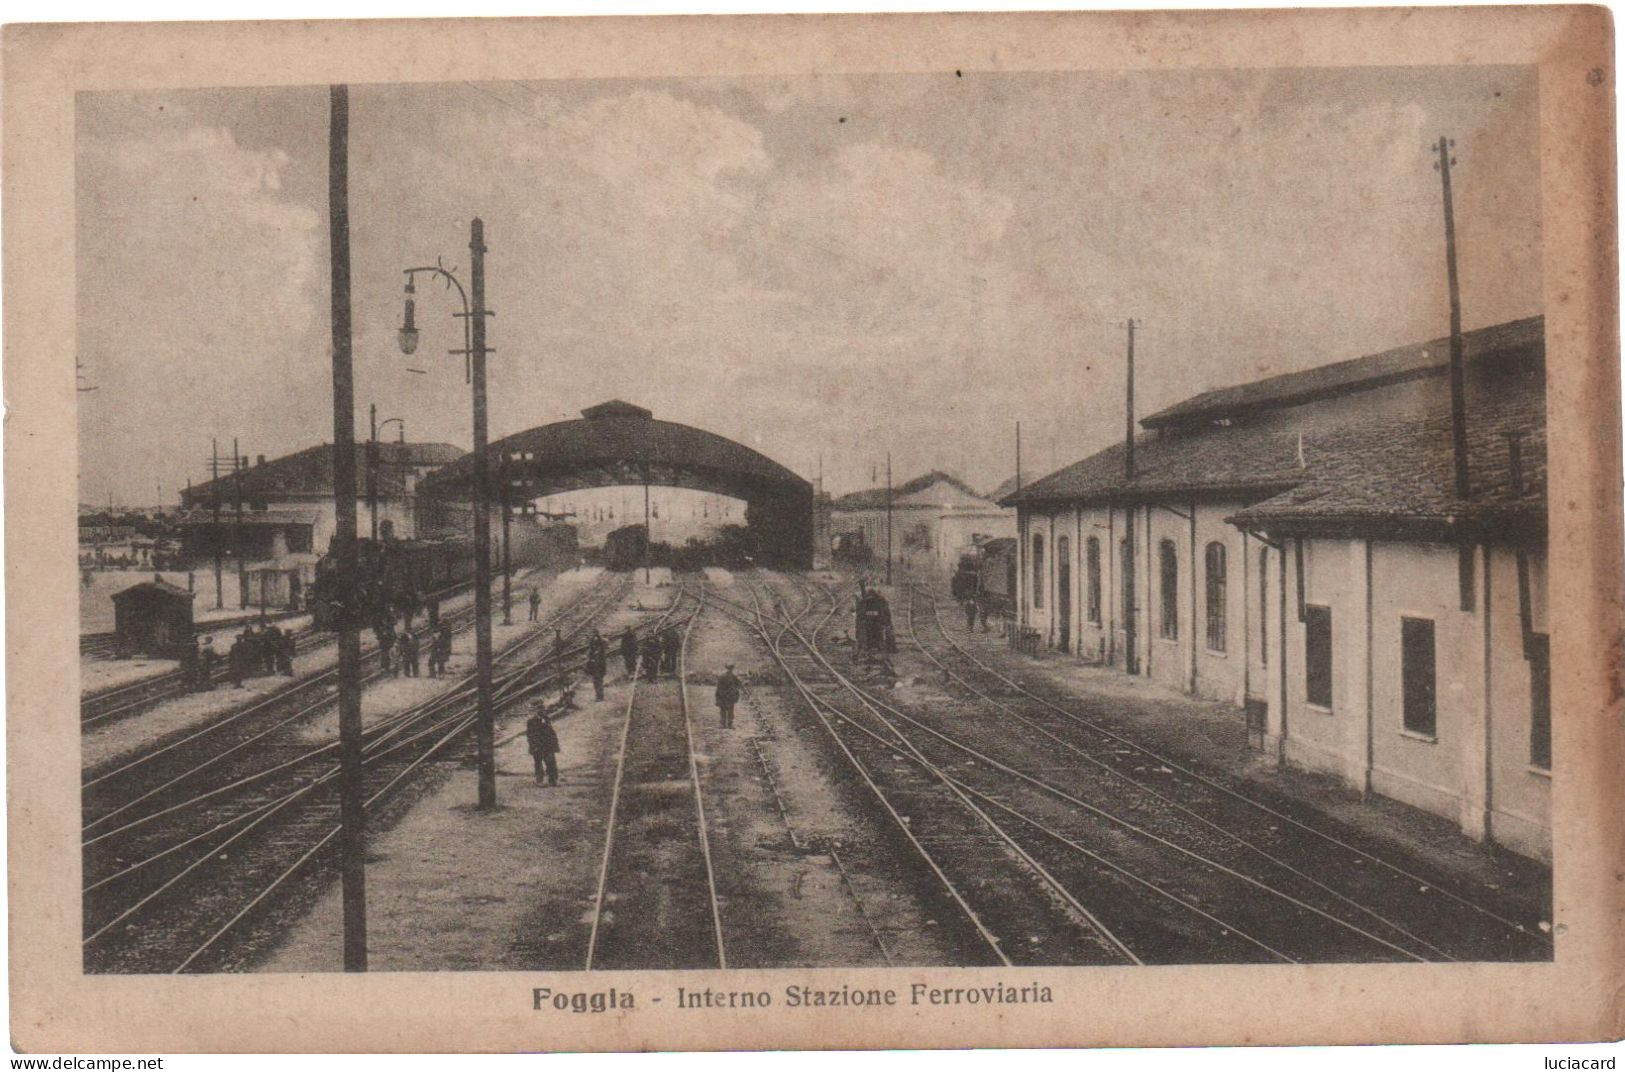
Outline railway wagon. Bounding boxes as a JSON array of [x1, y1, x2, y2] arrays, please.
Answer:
[[602, 524, 649, 572], [309, 534, 475, 630]]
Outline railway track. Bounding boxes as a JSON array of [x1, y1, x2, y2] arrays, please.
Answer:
[[584, 584, 726, 971], [898, 577, 1552, 962], [82, 571, 635, 974], [709, 574, 1138, 967], [80, 580, 481, 726]]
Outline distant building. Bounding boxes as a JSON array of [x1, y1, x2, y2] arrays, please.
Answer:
[[830, 470, 1016, 573], [177, 441, 465, 561], [1005, 316, 1550, 860]]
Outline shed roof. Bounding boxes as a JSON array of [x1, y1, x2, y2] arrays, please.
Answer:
[[420, 402, 810, 500], [183, 442, 464, 504], [1141, 316, 1544, 429], [111, 579, 193, 602]]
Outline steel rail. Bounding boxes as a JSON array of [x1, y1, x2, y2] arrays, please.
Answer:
[[902, 582, 1454, 962], [781, 577, 1425, 963], [679, 584, 728, 969], [718, 580, 1015, 967], [907, 577, 1546, 944], [583, 586, 703, 971]]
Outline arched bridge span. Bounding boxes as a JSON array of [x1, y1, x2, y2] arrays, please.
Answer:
[[418, 400, 813, 568]]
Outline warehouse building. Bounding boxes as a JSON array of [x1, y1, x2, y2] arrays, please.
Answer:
[[1004, 316, 1549, 859], [830, 471, 1015, 573]]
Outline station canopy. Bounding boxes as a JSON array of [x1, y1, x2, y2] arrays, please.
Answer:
[[418, 400, 813, 567]]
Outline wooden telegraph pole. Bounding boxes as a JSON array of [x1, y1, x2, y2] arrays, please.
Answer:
[[885, 452, 893, 586], [468, 218, 498, 812], [326, 83, 368, 972], [1122, 318, 1139, 675]]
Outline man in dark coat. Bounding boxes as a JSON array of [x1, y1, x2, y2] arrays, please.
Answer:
[[180, 635, 201, 690], [400, 630, 420, 678], [639, 633, 662, 681], [619, 627, 638, 678], [715, 664, 743, 729], [430, 622, 452, 677], [525, 707, 560, 787], [228, 632, 250, 688], [262, 625, 283, 673], [277, 629, 296, 676], [660, 628, 681, 676], [375, 619, 395, 675], [198, 635, 217, 689], [585, 642, 608, 702], [528, 587, 542, 622]]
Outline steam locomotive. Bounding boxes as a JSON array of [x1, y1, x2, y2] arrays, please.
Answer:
[[950, 537, 1018, 624]]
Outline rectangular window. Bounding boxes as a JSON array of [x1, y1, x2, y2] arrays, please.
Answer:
[[1529, 633, 1551, 769], [1305, 604, 1333, 708], [1401, 617, 1437, 737]]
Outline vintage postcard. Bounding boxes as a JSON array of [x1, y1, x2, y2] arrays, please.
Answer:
[[5, 6, 1622, 1054]]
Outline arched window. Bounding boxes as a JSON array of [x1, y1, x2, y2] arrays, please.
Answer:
[[1085, 536, 1102, 624], [1205, 541, 1228, 652], [1159, 539, 1178, 640], [1031, 534, 1045, 609]]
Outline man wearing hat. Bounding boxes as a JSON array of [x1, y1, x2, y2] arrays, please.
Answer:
[[714, 664, 743, 730], [526, 705, 561, 787]]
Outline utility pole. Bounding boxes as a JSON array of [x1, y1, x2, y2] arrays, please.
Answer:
[[885, 452, 893, 587], [1015, 421, 1022, 492], [500, 452, 512, 626], [1122, 318, 1139, 676], [643, 479, 652, 584], [368, 403, 379, 542], [469, 218, 497, 812], [327, 83, 368, 972], [233, 437, 246, 609], [211, 438, 223, 610], [1434, 135, 1470, 500]]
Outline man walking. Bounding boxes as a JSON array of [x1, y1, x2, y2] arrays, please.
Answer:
[[526, 706, 560, 787], [619, 626, 638, 678], [585, 641, 607, 702], [963, 598, 978, 631], [715, 664, 742, 729]]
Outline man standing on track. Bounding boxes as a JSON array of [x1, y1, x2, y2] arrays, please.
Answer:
[[400, 629, 420, 678], [660, 628, 681, 677], [715, 664, 742, 729], [528, 587, 541, 622], [963, 598, 978, 631], [585, 638, 607, 701], [619, 626, 638, 678], [526, 706, 560, 787]]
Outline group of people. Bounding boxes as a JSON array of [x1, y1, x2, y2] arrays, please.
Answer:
[[180, 622, 295, 690], [523, 626, 748, 789], [374, 619, 454, 678]]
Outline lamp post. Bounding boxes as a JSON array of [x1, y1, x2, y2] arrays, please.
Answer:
[[367, 404, 405, 542], [399, 220, 498, 811]]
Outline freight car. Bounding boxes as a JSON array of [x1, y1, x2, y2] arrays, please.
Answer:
[[309, 534, 475, 631]]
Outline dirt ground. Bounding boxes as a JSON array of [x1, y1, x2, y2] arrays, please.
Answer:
[[257, 568, 958, 971]]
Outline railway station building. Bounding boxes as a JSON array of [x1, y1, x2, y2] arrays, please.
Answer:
[[1003, 316, 1550, 860], [178, 440, 466, 559], [830, 471, 1016, 574]]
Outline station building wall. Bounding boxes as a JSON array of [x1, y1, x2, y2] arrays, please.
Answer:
[[1267, 537, 1551, 861]]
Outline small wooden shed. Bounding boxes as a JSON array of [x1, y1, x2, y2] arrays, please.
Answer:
[[111, 578, 194, 657]]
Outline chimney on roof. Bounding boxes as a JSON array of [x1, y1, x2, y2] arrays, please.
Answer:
[[257, 454, 266, 467]]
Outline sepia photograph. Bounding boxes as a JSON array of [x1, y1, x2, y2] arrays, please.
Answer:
[[7, 5, 1621, 1054]]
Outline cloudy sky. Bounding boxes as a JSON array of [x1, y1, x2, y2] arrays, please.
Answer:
[[76, 66, 1541, 507]]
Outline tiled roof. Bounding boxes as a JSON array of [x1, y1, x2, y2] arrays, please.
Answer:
[[1229, 385, 1546, 538], [1007, 317, 1546, 541], [182, 442, 462, 505], [985, 476, 1022, 503], [1141, 316, 1545, 429]]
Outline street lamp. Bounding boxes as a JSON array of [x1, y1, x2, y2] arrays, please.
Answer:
[[399, 221, 498, 811]]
